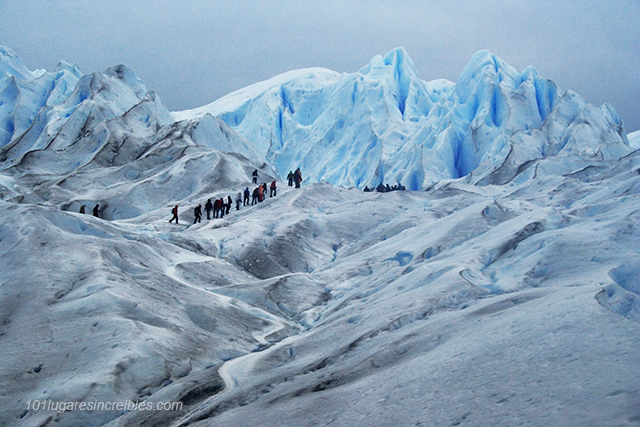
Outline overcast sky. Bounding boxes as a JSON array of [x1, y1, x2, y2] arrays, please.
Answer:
[[1, 0, 638, 131]]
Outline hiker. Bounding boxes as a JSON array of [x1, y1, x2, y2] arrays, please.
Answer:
[[363, 186, 371, 192], [236, 192, 242, 210], [169, 205, 179, 223], [258, 184, 264, 202], [193, 204, 202, 224], [221, 197, 227, 215], [205, 199, 213, 220], [287, 171, 294, 187], [252, 187, 259, 205], [93, 204, 100, 218], [252, 169, 258, 184], [386, 183, 392, 192], [270, 180, 277, 197], [226, 196, 232, 214], [376, 183, 386, 193], [262, 183, 268, 199], [213, 198, 220, 218], [293, 168, 302, 188], [218, 198, 225, 218], [244, 187, 250, 206], [79, 205, 86, 214]]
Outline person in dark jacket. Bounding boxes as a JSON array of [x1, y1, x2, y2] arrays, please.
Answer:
[[218, 198, 225, 218], [376, 183, 386, 193], [252, 187, 259, 205], [205, 199, 213, 220], [226, 196, 232, 214], [79, 205, 86, 214], [287, 171, 294, 187], [193, 205, 202, 224], [252, 169, 258, 184], [270, 180, 277, 197], [243, 187, 250, 206], [293, 168, 302, 188], [93, 204, 100, 218], [169, 205, 179, 223]]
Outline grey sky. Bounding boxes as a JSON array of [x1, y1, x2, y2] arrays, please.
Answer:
[[1, 0, 638, 131]]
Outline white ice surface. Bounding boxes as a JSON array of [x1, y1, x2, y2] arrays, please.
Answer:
[[0, 47, 638, 427], [2, 161, 639, 426], [629, 130, 640, 149]]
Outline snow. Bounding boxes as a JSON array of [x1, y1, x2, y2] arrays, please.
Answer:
[[172, 68, 342, 123], [0, 46, 639, 427], [629, 130, 640, 149]]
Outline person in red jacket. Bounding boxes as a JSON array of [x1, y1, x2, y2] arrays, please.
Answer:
[[258, 185, 264, 202], [270, 180, 277, 197], [218, 198, 225, 218], [169, 205, 179, 223]]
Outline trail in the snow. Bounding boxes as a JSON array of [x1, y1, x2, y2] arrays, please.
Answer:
[[165, 263, 297, 345], [164, 259, 305, 394]]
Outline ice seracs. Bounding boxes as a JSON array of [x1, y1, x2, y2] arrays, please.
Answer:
[[0, 46, 82, 149], [175, 48, 632, 190], [0, 48, 275, 219], [1, 45, 633, 197]]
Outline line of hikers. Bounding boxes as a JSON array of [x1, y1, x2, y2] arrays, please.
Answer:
[[363, 182, 406, 193], [181, 181, 277, 224], [170, 167, 303, 224], [78, 169, 304, 224]]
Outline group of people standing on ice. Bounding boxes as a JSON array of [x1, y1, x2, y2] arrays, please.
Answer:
[[362, 182, 406, 193], [287, 168, 303, 188], [248, 181, 276, 206], [170, 168, 303, 225], [79, 203, 102, 218], [79, 167, 407, 223]]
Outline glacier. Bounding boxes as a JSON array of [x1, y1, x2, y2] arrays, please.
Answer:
[[0, 45, 639, 427], [0, 47, 274, 220], [175, 47, 632, 190]]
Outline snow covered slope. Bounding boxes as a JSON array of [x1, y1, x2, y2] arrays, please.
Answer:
[[3, 152, 639, 426], [0, 46, 639, 427], [629, 130, 640, 149], [175, 48, 633, 190], [0, 47, 272, 219]]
